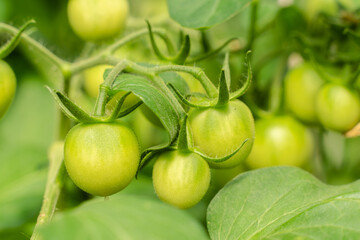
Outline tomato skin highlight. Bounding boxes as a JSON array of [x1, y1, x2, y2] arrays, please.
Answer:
[[64, 121, 140, 196], [0, 60, 16, 119], [152, 150, 210, 209], [316, 83, 360, 133], [188, 100, 255, 169], [284, 62, 324, 123], [246, 115, 314, 169], [67, 0, 129, 41]]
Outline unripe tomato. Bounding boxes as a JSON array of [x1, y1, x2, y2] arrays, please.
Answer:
[[67, 0, 129, 41], [284, 62, 324, 123], [246, 115, 314, 169], [0, 60, 16, 119], [188, 100, 255, 169], [83, 64, 112, 98], [152, 150, 210, 209], [316, 83, 360, 132], [64, 121, 140, 196]]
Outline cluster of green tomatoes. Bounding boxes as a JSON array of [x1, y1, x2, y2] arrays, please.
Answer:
[[2, 0, 360, 210]]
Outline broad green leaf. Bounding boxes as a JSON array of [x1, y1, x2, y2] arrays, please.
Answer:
[[207, 166, 360, 240], [167, 0, 252, 29], [111, 73, 182, 145], [39, 194, 209, 240], [0, 146, 46, 230]]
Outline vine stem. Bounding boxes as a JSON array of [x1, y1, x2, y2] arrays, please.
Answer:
[[93, 61, 127, 116], [30, 143, 66, 240], [31, 75, 70, 240], [0, 22, 70, 76]]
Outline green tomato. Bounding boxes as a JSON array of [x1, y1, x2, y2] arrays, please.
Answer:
[[152, 150, 210, 209], [67, 0, 129, 41], [0, 60, 16, 119], [64, 121, 140, 196], [284, 62, 324, 123], [246, 115, 314, 169], [83, 64, 112, 98], [188, 100, 255, 169], [316, 83, 360, 132]]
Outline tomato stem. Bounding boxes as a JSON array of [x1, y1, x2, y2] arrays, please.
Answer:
[[0, 22, 70, 78], [93, 61, 127, 116]]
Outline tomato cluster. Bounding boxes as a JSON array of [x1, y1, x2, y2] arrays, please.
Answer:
[[57, 0, 360, 210], [285, 62, 360, 133]]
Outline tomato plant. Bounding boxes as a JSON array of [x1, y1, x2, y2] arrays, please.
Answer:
[[246, 115, 315, 169], [0, 60, 16, 119], [316, 83, 360, 132], [64, 122, 140, 196], [2, 0, 360, 239], [67, 0, 129, 41]]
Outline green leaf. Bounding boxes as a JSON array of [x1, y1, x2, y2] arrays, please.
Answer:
[[0, 146, 46, 230], [207, 166, 360, 240], [111, 74, 181, 144], [39, 195, 209, 240], [167, 0, 252, 29], [0, 76, 54, 230]]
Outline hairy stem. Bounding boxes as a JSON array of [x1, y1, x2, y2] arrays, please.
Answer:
[[0, 22, 70, 76], [30, 143, 66, 240], [30, 74, 71, 239], [93, 61, 127, 116]]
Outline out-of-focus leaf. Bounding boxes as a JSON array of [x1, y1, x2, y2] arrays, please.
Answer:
[[39, 194, 209, 240], [0, 75, 55, 230], [167, 0, 252, 29], [0, 146, 47, 230], [208, 166, 360, 240], [0, 75, 56, 148]]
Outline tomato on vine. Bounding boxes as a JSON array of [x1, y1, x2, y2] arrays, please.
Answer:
[[152, 150, 210, 209], [188, 99, 255, 169], [0, 60, 16, 119], [316, 83, 360, 133], [67, 0, 129, 41], [284, 62, 324, 123], [64, 121, 140, 196], [246, 115, 314, 169]]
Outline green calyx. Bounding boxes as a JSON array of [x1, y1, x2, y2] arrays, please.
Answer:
[[47, 87, 142, 124], [168, 51, 252, 109]]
